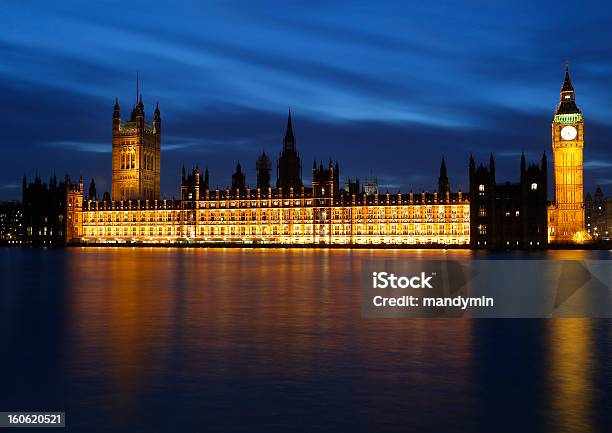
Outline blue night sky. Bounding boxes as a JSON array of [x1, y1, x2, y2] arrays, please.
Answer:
[[1, 0, 611, 200]]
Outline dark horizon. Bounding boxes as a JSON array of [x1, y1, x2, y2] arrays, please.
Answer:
[[1, 1, 611, 200]]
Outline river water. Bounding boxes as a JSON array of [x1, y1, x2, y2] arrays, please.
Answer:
[[1, 248, 610, 432]]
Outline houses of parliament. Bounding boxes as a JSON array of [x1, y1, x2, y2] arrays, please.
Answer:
[[59, 66, 587, 248]]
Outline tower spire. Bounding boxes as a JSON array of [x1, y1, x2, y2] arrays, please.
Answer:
[[562, 62, 573, 92], [286, 108, 293, 136], [438, 157, 449, 196], [556, 63, 580, 115], [283, 108, 296, 151], [136, 71, 139, 104]]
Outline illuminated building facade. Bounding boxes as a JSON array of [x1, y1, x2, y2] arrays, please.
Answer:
[[548, 65, 586, 243], [0, 201, 23, 245], [64, 66, 594, 248], [69, 184, 470, 246], [111, 79, 161, 202], [66, 109, 470, 246]]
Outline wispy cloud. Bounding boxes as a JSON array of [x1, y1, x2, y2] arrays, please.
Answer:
[[0, 183, 19, 190], [1, 1, 611, 200], [584, 160, 612, 169], [46, 141, 109, 153]]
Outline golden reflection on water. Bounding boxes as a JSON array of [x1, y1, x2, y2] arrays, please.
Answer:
[[548, 319, 595, 433], [68, 248, 178, 406], [63, 247, 608, 430], [66, 248, 475, 411], [542, 250, 599, 433]]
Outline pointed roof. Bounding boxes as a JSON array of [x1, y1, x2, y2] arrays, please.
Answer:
[[256, 151, 272, 170], [287, 108, 293, 132], [439, 157, 447, 178], [561, 63, 574, 92], [283, 109, 296, 151], [556, 63, 580, 115]]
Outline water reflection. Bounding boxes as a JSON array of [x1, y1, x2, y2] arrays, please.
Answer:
[[548, 320, 594, 433], [0, 247, 610, 432]]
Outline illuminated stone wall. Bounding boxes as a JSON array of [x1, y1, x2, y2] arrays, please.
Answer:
[[111, 99, 161, 202], [548, 66, 587, 244], [67, 190, 470, 246], [549, 116, 586, 243]]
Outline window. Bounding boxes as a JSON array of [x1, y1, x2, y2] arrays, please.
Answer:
[[478, 224, 487, 235], [478, 205, 486, 217], [531, 183, 537, 190], [479, 184, 485, 192]]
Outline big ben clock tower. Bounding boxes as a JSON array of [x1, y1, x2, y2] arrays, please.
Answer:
[[548, 64, 586, 243]]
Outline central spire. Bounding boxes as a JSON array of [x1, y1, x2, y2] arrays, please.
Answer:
[[283, 108, 296, 151]]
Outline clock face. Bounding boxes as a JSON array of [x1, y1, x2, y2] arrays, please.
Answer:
[[560, 125, 577, 141]]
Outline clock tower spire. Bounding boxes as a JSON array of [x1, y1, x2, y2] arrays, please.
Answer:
[[548, 63, 586, 243], [556, 63, 580, 115]]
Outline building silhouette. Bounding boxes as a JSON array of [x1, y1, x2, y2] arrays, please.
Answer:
[[585, 187, 610, 240], [231, 162, 246, 191], [256, 151, 272, 190], [22, 175, 74, 246], [438, 158, 449, 196], [181, 166, 207, 201], [312, 160, 339, 198], [469, 153, 548, 249], [276, 110, 302, 192]]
